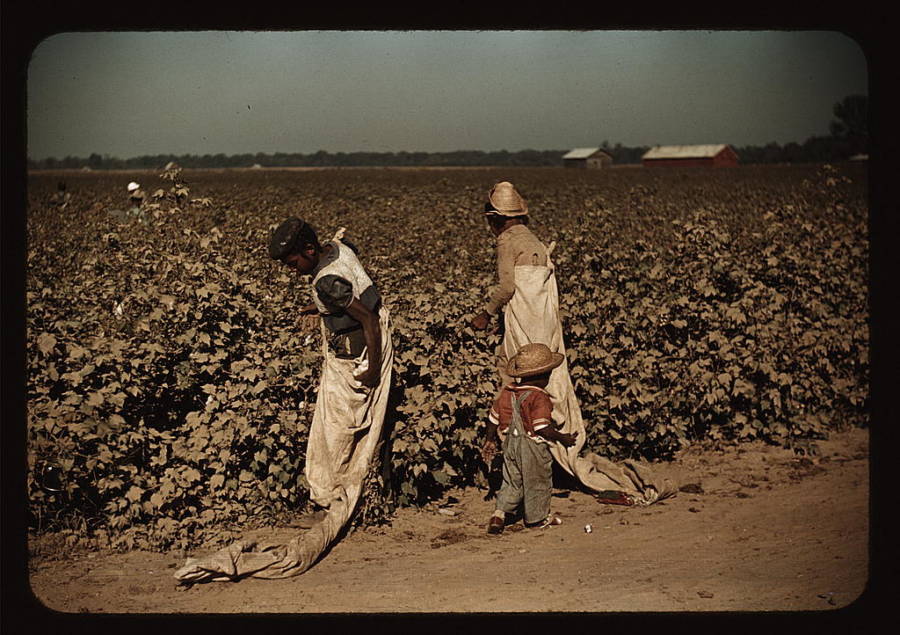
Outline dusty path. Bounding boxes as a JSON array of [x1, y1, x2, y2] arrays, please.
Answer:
[[24, 428, 870, 615]]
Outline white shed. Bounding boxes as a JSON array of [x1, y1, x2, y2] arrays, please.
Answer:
[[562, 147, 613, 169]]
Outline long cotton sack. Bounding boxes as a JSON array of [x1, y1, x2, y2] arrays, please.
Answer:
[[174, 306, 394, 582], [502, 250, 672, 506]]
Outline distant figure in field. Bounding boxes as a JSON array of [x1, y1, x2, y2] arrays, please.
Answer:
[[127, 181, 145, 211], [124, 181, 147, 222], [51, 181, 71, 210]]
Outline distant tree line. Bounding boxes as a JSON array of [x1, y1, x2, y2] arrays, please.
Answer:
[[24, 136, 866, 171], [28, 96, 867, 171], [27, 149, 571, 170]]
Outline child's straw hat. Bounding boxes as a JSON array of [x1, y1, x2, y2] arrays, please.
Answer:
[[507, 343, 564, 378]]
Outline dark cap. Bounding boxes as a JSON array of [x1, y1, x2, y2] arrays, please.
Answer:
[[269, 217, 312, 260]]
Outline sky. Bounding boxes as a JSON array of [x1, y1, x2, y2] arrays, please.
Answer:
[[25, 30, 869, 160]]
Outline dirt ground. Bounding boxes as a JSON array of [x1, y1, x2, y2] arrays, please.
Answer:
[[23, 427, 871, 617]]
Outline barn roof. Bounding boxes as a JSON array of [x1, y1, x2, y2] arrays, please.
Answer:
[[642, 144, 730, 160], [563, 147, 607, 159]]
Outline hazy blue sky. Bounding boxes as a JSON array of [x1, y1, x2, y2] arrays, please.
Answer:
[[25, 30, 868, 160]]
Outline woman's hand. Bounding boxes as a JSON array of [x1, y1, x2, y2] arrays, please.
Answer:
[[354, 366, 380, 388], [470, 311, 492, 331], [345, 299, 382, 388]]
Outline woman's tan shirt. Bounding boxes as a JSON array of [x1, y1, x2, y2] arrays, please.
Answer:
[[485, 224, 548, 315]]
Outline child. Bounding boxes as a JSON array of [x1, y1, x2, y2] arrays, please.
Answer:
[[481, 342, 578, 534]]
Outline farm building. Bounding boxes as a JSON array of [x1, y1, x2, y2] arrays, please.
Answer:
[[642, 144, 739, 168], [562, 147, 613, 169]]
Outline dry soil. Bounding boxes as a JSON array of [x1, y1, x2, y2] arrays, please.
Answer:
[[23, 428, 872, 618]]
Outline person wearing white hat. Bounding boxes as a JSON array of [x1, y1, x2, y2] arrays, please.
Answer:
[[126, 181, 146, 217]]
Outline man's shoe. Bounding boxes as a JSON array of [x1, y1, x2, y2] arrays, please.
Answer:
[[487, 516, 505, 535]]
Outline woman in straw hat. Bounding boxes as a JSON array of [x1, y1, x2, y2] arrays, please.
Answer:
[[468, 181, 549, 388], [483, 343, 578, 534]]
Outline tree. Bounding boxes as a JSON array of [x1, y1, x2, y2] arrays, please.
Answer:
[[829, 94, 868, 155]]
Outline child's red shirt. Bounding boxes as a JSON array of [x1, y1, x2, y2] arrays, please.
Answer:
[[489, 384, 554, 443]]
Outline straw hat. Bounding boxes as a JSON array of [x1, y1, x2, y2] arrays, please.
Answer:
[[507, 343, 564, 378], [127, 181, 140, 192], [487, 181, 528, 217]]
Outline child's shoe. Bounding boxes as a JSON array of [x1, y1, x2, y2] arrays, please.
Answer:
[[487, 515, 505, 535], [536, 515, 562, 529]]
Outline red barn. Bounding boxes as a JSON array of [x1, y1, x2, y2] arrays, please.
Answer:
[[642, 144, 739, 168]]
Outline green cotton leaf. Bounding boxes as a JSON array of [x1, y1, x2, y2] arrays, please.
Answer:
[[732, 378, 755, 397], [37, 332, 57, 355], [209, 474, 225, 489], [125, 485, 144, 502], [67, 343, 89, 360], [87, 391, 104, 407], [725, 306, 746, 324], [432, 470, 450, 485]]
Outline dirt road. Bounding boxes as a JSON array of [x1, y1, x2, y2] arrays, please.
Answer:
[[23, 428, 870, 616]]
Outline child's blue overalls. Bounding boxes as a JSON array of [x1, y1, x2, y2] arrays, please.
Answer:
[[494, 389, 554, 524]]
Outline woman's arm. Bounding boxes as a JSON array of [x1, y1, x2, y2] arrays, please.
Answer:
[[345, 298, 382, 387]]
